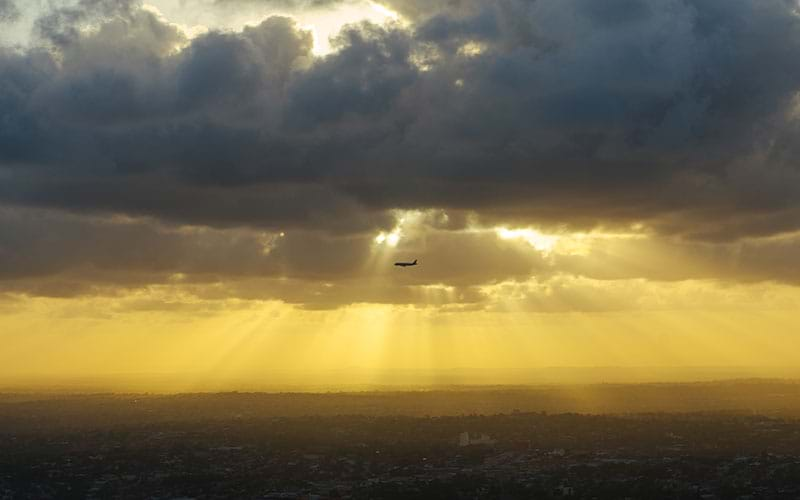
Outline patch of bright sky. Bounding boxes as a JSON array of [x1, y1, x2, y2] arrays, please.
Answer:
[[146, 0, 403, 55], [0, 0, 43, 48], [496, 227, 560, 254], [375, 210, 429, 247], [142, 3, 209, 42], [372, 209, 649, 256], [1, 0, 403, 55], [495, 225, 649, 256], [290, 1, 403, 55], [375, 230, 400, 246]]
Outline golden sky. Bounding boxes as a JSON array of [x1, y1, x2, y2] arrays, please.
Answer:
[[1, 0, 800, 389]]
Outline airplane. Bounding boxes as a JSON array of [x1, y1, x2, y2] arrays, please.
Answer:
[[394, 259, 418, 267]]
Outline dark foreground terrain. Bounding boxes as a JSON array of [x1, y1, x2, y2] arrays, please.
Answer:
[[3, 381, 800, 499]]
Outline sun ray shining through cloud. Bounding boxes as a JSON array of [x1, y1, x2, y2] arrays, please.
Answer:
[[496, 227, 560, 254], [2, 0, 800, 391]]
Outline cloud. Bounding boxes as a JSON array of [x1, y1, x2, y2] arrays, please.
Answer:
[[0, 0, 19, 24], [0, 206, 542, 303], [481, 275, 800, 313], [34, 0, 141, 47], [1, 0, 799, 237], [2, 0, 800, 307], [4, 205, 800, 310]]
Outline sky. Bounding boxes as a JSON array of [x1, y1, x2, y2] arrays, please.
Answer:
[[2, 0, 800, 389]]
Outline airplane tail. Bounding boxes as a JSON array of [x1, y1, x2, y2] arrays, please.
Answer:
[[413, 259, 417, 264]]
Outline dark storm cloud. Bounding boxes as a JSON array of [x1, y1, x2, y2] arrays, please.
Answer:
[[3, 0, 800, 304], [1, 0, 799, 237]]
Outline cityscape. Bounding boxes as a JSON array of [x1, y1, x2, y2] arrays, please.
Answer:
[[3, 382, 800, 498]]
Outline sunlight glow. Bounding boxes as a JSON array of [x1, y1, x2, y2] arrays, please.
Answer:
[[492, 226, 649, 256], [4, 281, 800, 390], [302, 1, 403, 55], [375, 230, 401, 246], [369, 2, 400, 21], [458, 41, 487, 57], [142, 3, 208, 45], [497, 227, 560, 253]]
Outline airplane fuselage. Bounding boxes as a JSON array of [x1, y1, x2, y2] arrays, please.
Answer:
[[394, 260, 417, 267]]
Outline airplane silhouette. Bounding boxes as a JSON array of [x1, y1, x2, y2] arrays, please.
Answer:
[[394, 259, 418, 267]]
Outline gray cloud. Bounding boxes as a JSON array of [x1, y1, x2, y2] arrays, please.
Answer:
[[0, 0, 19, 24], [0, 0, 798, 238], [2, 0, 800, 305], [4, 205, 800, 309], [34, 0, 140, 47], [0, 206, 543, 299]]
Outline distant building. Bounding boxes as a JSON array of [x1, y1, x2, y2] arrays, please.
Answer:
[[458, 432, 497, 447]]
